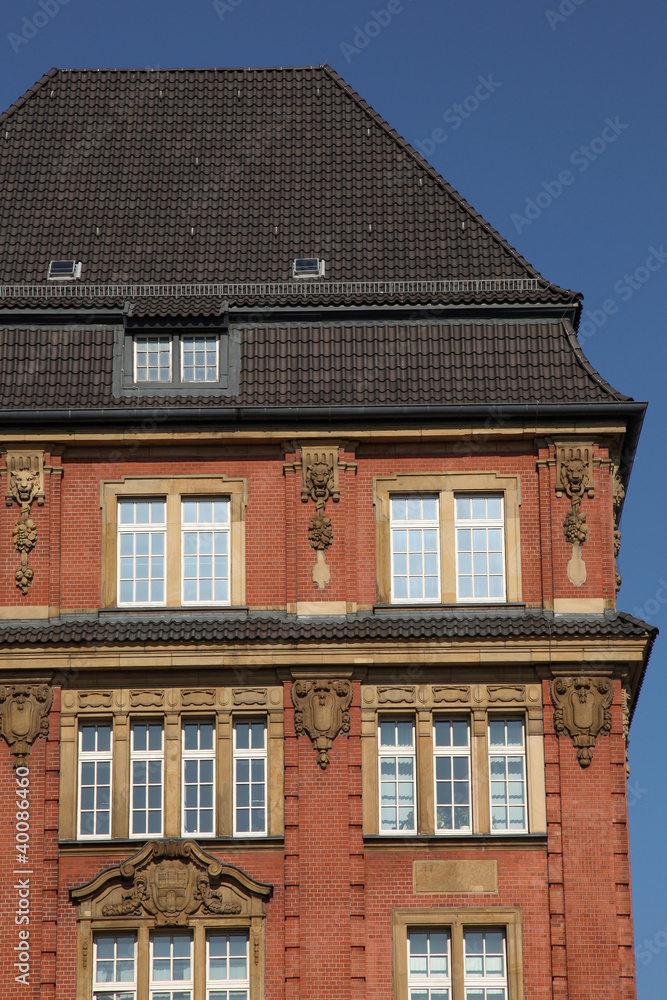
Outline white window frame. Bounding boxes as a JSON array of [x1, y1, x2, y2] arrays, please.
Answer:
[[206, 932, 250, 1000], [488, 717, 527, 834], [390, 495, 441, 604], [150, 932, 193, 1000], [233, 719, 268, 837], [181, 498, 231, 606], [117, 499, 167, 607], [407, 928, 452, 1000], [454, 494, 506, 603], [134, 335, 173, 383], [378, 717, 417, 835], [78, 721, 113, 840], [463, 928, 508, 999], [93, 932, 137, 1000], [181, 334, 220, 383], [130, 721, 164, 839], [181, 719, 216, 838], [433, 716, 472, 835]]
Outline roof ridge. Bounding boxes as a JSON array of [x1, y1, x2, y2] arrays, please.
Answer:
[[322, 65, 577, 300], [0, 66, 58, 129], [560, 319, 630, 401]]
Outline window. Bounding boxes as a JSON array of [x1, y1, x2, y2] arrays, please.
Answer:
[[122, 330, 229, 391], [433, 717, 471, 834], [93, 934, 136, 1000], [135, 335, 172, 382], [207, 933, 250, 1000], [374, 473, 521, 606], [118, 499, 167, 606], [408, 929, 451, 1000], [394, 911, 523, 1000], [182, 499, 231, 605], [130, 721, 164, 838], [464, 929, 508, 1000], [151, 933, 193, 1000], [379, 717, 416, 833], [292, 257, 325, 278], [233, 720, 267, 836], [390, 497, 440, 603], [182, 721, 216, 837], [102, 476, 246, 609], [182, 335, 219, 382], [455, 496, 505, 602], [79, 722, 112, 839], [489, 718, 527, 832]]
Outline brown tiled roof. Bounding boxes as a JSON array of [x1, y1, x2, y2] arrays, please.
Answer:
[[0, 66, 577, 309], [0, 610, 654, 647], [0, 318, 629, 412]]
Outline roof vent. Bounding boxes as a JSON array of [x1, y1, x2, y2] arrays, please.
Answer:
[[293, 257, 325, 279], [47, 260, 82, 280]]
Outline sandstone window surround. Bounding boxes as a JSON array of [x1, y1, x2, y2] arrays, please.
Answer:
[[361, 684, 546, 838], [393, 908, 524, 1000], [60, 688, 284, 842], [100, 476, 246, 609], [374, 472, 522, 605]]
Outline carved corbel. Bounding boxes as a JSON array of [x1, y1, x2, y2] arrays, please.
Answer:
[[291, 678, 353, 768], [4, 451, 45, 595], [300, 445, 340, 591], [551, 676, 613, 767], [555, 444, 594, 587], [0, 684, 53, 767]]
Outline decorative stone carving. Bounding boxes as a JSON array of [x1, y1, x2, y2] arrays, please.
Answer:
[[612, 472, 625, 593], [433, 685, 471, 704], [71, 840, 272, 926], [555, 444, 594, 587], [79, 691, 113, 709], [551, 676, 613, 767], [622, 685, 631, 777], [4, 451, 45, 595], [487, 684, 525, 703], [182, 689, 215, 707], [233, 688, 267, 706], [291, 678, 353, 768], [377, 686, 415, 704], [300, 446, 340, 592], [0, 684, 53, 767], [130, 689, 164, 707]]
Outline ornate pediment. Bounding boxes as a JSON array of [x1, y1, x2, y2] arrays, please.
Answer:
[[71, 841, 272, 926]]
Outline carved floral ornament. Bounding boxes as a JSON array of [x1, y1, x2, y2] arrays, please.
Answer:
[[4, 451, 45, 594], [300, 446, 340, 591], [551, 676, 614, 767], [555, 444, 594, 587], [291, 678, 353, 768], [71, 840, 272, 926], [0, 684, 53, 768], [613, 471, 625, 593]]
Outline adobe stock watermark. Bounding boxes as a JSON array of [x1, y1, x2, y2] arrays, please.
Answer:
[[212, 0, 247, 21], [578, 245, 667, 345], [637, 922, 667, 967], [545, 0, 589, 31], [8, 0, 71, 54], [632, 579, 667, 623], [510, 117, 629, 234], [14, 766, 32, 986], [340, 0, 415, 63], [413, 75, 501, 158]]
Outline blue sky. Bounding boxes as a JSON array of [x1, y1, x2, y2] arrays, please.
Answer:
[[0, 0, 665, 993]]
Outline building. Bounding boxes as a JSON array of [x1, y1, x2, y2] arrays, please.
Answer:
[[0, 65, 656, 1000]]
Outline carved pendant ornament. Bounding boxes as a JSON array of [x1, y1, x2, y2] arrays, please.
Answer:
[[4, 452, 45, 594], [551, 676, 613, 767], [71, 840, 272, 926], [0, 684, 53, 768], [613, 472, 625, 593], [301, 447, 340, 591], [292, 678, 353, 768], [555, 445, 594, 587]]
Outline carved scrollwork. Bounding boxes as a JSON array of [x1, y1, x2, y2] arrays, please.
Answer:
[[0, 684, 53, 767], [4, 452, 45, 595], [551, 676, 613, 768], [291, 678, 353, 769]]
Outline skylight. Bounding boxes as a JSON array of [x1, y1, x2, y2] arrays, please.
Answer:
[[293, 258, 325, 279], [48, 260, 82, 280]]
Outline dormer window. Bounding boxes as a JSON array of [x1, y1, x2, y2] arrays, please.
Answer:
[[292, 257, 325, 278]]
